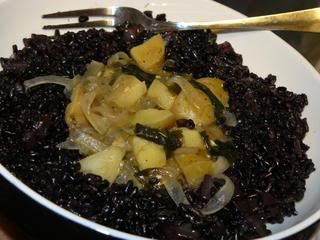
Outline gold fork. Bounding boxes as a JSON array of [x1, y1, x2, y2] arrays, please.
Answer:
[[42, 6, 320, 33]]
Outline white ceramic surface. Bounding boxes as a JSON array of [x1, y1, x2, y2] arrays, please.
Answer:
[[0, 0, 319, 239]]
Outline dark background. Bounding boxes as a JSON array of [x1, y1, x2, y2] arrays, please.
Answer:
[[1, 0, 320, 239], [216, 0, 320, 73]]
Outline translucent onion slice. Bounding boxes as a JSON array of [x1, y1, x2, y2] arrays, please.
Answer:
[[115, 163, 132, 185], [107, 52, 131, 67], [212, 156, 230, 176], [116, 159, 144, 189], [171, 76, 202, 110], [70, 128, 107, 155], [80, 91, 111, 135], [162, 174, 190, 206], [171, 76, 215, 126], [200, 174, 235, 215], [84, 61, 105, 77], [224, 111, 237, 127], [99, 105, 132, 129], [148, 168, 190, 206], [56, 137, 79, 150], [24, 75, 75, 92]]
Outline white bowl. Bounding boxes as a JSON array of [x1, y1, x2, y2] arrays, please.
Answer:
[[0, 0, 319, 239]]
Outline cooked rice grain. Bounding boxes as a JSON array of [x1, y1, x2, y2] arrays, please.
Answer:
[[0, 26, 314, 240]]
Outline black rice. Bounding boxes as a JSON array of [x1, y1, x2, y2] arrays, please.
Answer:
[[0, 23, 314, 240]]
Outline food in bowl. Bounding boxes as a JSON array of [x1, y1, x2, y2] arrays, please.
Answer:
[[0, 12, 314, 240]]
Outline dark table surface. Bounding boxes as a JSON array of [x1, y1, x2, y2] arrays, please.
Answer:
[[1, 1, 320, 239]]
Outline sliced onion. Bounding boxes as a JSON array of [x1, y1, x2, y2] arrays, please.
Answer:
[[116, 159, 144, 189], [101, 106, 132, 129], [200, 174, 235, 215], [80, 89, 132, 134], [212, 156, 230, 176], [170, 76, 192, 96], [84, 61, 105, 77], [171, 76, 206, 112], [224, 111, 237, 127], [164, 59, 175, 68], [80, 91, 111, 135], [24, 75, 75, 92], [70, 128, 107, 155], [148, 168, 190, 206], [171, 75, 214, 126], [107, 52, 131, 67], [111, 133, 132, 152], [162, 174, 190, 206], [115, 163, 132, 185], [56, 137, 79, 150]]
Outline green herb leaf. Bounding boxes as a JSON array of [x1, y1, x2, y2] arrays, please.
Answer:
[[200, 131, 238, 162], [134, 124, 182, 154], [215, 141, 238, 162], [122, 64, 155, 87], [135, 123, 167, 145]]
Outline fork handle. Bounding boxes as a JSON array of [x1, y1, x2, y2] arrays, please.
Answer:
[[154, 8, 320, 33]]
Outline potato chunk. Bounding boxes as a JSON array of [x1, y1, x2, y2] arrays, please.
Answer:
[[174, 153, 214, 188], [130, 34, 165, 74], [182, 161, 214, 188], [174, 153, 209, 169], [180, 128, 204, 149], [80, 146, 125, 183], [171, 93, 214, 126], [171, 77, 215, 126], [197, 77, 229, 107], [132, 109, 175, 129], [132, 136, 166, 171], [110, 74, 147, 109], [147, 80, 176, 110]]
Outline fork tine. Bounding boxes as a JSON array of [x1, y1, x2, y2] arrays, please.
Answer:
[[42, 8, 115, 18], [43, 20, 114, 29]]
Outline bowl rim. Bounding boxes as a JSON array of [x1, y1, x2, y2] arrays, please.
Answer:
[[0, 0, 319, 239], [1, 158, 320, 240]]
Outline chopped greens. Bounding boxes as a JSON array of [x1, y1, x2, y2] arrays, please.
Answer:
[[176, 119, 196, 129], [122, 64, 155, 86], [135, 123, 168, 145], [213, 141, 238, 162], [134, 124, 182, 152], [60, 37, 236, 218], [200, 131, 238, 162]]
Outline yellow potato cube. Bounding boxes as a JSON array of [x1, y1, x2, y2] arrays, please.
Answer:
[[110, 74, 147, 109], [147, 80, 176, 110], [171, 93, 214, 126], [174, 153, 214, 188], [197, 77, 229, 107], [80, 146, 125, 183], [132, 109, 175, 129], [130, 34, 165, 74], [132, 136, 166, 171], [182, 161, 214, 188], [180, 128, 204, 149], [174, 153, 209, 169]]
